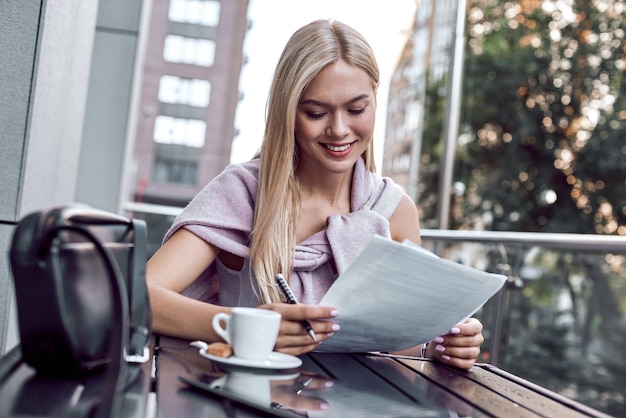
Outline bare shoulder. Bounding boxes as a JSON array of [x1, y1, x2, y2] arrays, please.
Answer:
[[389, 193, 421, 244]]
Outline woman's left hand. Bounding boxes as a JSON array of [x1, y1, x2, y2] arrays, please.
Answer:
[[426, 318, 484, 370]]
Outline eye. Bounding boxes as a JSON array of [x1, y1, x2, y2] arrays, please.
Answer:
[[348, 107, 366, 115], [306, 111, 326, 119]]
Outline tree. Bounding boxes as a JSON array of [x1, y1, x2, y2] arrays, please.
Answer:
[[454, 0, 626, 234]]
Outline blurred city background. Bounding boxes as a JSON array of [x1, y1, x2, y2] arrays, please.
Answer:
[[1, 0, 624, 415]]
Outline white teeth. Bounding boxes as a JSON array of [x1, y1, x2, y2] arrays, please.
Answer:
[[325, 143, 351, 152]]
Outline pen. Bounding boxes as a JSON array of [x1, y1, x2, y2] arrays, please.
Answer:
[[274, 274, 318, 342]]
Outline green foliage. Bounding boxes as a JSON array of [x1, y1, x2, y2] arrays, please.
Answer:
[[418, 0, 626, 234], [416, 73, 447, 228]]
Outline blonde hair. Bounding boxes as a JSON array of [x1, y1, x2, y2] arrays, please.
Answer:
[[250, 20, 380, 303]]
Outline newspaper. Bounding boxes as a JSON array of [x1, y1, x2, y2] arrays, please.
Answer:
[[316, 235, 506, 353]]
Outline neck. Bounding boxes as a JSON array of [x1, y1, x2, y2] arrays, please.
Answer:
[[296, 166, 354, 208]]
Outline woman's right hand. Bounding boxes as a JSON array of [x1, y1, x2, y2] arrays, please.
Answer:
[[259, 303, 340, 356]]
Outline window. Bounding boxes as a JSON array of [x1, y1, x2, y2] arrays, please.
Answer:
[[158, 75, 211, 107], [153, 115, 206, 148], [168, 0, 221, 26], [152, 157, 198, 185], [393, 154, 410, 172], [163, 35, 215, 67]]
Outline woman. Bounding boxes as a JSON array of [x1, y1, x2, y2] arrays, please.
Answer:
[[147, 19, 483, 370]]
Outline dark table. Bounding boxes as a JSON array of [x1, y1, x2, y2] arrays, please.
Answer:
[[0, 335, 612, 417], [154, 336, 610, 418]]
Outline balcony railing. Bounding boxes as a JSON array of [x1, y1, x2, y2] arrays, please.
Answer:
[[420, 228, 626, 415]]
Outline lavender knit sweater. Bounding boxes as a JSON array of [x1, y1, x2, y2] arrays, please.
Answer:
[[164, 157, 404, 306]]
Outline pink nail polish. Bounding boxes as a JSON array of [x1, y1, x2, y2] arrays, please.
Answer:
[[442, 354, 451, 361], [434, 336, 444, 343], [450, 327, 461, 334], [435, 344, 446, 352]]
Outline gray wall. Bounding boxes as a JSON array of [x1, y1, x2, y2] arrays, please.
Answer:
[[0, 0, 100, 354], [0, 1, 41, 352], [75, 0, 145, 213]]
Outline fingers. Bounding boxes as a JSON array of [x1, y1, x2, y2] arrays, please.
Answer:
[[455, 317, 483, 335], [440, 318, 484, 345], [271, 304, 340, 338], [279, 317, 340, 338], [274, 327, 336, 356], [259, 303, 340, 355], [431, 318, 485, 370], [430, 340, 481, 370], [262, 303, 339, 321], [439, 355, 478, 371], [275, 319, 340, 354]]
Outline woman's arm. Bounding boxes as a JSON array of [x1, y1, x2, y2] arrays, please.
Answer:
[[147, 228, 230, 342], [147, 228, 340, 352]]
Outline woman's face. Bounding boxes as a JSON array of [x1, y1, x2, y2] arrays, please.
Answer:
[[294, 59, 376, 175]]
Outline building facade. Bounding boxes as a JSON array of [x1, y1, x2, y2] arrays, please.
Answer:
[[382, 0, 460, 202], [131, 0, 249, 207]]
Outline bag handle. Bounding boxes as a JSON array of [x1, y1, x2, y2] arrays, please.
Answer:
[[45, 224, 128, 418]]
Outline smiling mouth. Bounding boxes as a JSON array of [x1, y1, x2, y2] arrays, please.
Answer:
[[323, 142, 354, 152]]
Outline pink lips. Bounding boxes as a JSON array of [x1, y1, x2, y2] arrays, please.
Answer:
[[322, 141, 355, 157]]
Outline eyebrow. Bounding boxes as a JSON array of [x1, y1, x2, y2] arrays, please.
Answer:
[[299, 94, 370, 107]]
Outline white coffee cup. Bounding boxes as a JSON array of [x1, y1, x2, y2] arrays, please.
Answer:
[[212, 307, 281, 361]]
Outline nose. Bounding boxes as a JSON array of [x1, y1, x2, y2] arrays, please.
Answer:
[[326, 113, 349, 138]]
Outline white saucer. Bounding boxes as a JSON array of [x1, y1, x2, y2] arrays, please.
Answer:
[[197, 348, 302, 370]]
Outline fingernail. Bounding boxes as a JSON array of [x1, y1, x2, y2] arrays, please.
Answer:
[[450, 327, 461, 334], [330, 309, 340, 317], [326, 332, 335, 337], [442, 354, 451, 361], [434, 336, 444, 344], [319, 402, 330, 410], [331, 323, 341, 331], [324, 380, 334, 388], [435, 344, 446, 353]]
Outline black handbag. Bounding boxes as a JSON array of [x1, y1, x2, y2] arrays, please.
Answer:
[[8, 204, 152, 416]]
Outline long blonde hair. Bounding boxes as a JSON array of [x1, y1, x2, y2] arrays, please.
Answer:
[[250, 20, 380, 303]]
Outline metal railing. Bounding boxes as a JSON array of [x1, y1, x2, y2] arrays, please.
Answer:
[[421, 228, 626, 252], [420, 228, 626, 366]]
